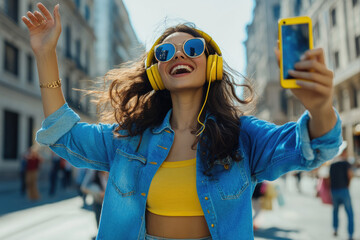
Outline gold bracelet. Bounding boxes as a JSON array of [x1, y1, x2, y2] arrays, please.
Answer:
[[39, 79, 62, 88]]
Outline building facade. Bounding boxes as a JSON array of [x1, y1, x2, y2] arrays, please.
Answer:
[[246, 0, 360, 161], [94, 0, 143, 76], [282, 0, 360, 162], [244, 0, 287, 125], [0, 0, 142, 178]]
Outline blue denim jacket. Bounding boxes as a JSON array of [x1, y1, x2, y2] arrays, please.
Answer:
[[36, 103, 342, 240]]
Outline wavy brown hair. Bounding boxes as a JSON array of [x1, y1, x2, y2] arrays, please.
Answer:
[[92, 23, 255, 175]]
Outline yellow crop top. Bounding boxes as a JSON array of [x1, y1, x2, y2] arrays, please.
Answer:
[[146, 158, 204, 216]]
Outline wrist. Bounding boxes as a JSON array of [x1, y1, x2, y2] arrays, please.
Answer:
[[308, 106, 337, 139], [35, 49, 57, 61], [308, 104, 334, 121]]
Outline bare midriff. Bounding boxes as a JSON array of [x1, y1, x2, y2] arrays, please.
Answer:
[[146, 210, 211, 238]]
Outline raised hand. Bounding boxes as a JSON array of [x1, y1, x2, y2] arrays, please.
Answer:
[[21, 3, 61, 56], [287, 48, 334, 114], [274, 47, 337, 139], [274, 47, 334, 114]]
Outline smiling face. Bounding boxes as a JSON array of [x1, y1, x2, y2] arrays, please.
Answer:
[[157, 32, 207, 92]]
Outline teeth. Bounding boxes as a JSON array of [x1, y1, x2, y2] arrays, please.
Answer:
[[170, 65, 193, 75]]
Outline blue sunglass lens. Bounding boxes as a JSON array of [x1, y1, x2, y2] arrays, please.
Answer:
[[155, 43, 175, 62], [184, 39, 204, 57]]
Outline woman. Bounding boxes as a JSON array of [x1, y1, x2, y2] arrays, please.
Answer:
[[22, 3, 341, 240], [23, 144, 43, 201]]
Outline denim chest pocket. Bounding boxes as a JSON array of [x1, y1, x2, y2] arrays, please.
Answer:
[[211, 158, 249, 200], [109, 148, 146, 197]]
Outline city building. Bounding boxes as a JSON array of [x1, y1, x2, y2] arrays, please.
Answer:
[[244, 0, 287, 125], [0, 0, 142, 178], [281, 0, 360, 162], [246, 0, 360, 161], [94, 0, 143, 76]]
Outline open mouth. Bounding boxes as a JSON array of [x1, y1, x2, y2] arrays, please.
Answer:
[[169, 64, 194, 76]]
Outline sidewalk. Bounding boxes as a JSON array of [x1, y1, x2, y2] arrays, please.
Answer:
[[254, 174, 360, 240], [0, 177, 79, 216]]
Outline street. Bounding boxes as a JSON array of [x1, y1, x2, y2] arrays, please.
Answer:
[[0, 175, 359, 240]]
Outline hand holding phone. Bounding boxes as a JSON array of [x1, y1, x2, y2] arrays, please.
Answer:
[[278, 16, 313, 88]]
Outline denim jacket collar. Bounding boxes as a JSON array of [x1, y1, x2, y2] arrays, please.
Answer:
[[151, 109, 216, 134], [151, 109, 173, 134]]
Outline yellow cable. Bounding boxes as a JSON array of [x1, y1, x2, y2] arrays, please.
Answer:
[[196, 63, 215, 137]]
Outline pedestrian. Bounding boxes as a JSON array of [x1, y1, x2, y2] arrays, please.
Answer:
[[60, 159, 73, 189], [75, 168, 89, 208], [81, 170, 109, 228], [329, 141, 354, 240], [251, 183, 264, 230], [23, 144, 43, 201], [19, 153, 28, 196], [24, 3, 342, 239], [48, 151, 61, 196], [294, 171, 302, 193], [316, 162, 332, 204]]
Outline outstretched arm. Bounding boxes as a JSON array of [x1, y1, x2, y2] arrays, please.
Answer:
[[22, 3, 65, 118]]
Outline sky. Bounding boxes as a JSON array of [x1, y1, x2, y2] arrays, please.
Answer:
[[122, 0, 255, 74]]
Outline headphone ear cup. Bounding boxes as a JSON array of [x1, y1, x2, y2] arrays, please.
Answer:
[[216, 56, 223, 80], [150, 64, 165, 90], [146, 66, 159, 91], [206, 55, 216, 82]]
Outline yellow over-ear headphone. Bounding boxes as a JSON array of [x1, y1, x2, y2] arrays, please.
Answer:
[[145, 29, 223, 91]]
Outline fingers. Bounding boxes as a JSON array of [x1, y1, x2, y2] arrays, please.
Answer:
[[294, 59, 333, 77], [34, 11, 46, 23], [293, 80, 330, 96], [301, 48, 325, 64], [22, 3, 56, 30], [27, 11, 40, 26], [22, 16, 35, 29], [37, 3, 53, 21], [274, 47, 280, 66], [53, 4, 61, 32], [288, 70, 331, 88], [288, 47, 334, 89]]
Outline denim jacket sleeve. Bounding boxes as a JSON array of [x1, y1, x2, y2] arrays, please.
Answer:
[[239, 109, 342, 182], [36, 103, 117, 171]]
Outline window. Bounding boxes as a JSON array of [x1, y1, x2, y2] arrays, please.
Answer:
[[76, 40, 81, 69], [280, 89, 288, 115], [5, 0, 18, 23], [338, 90, 344, 112], [28, 117, 34, 148], [313, 22, 320, 45], [4, 41, 19, 76], [273, 5, 280, 19], [334, 51, 340, 69], [28, 3, 33, 12], [3, 110, 19, 159], [294, 0, 302, 16], [65, 76, 71, 101], [65, 26, 72, 59], [356, 35, 360, 58], [351, 86, 358, 109], [331, 8, 336, 27], [342, 126, 346, 140], [85, 5, 90, 22], [27, 54, 34, 83], [85, 50, 89, 74], [74, 0, 80, 9]]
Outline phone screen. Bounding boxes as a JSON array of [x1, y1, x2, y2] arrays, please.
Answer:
[[281, 23, 310, 79]]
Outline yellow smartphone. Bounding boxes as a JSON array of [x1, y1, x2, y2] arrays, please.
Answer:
[[278, 16, 313, 88]]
